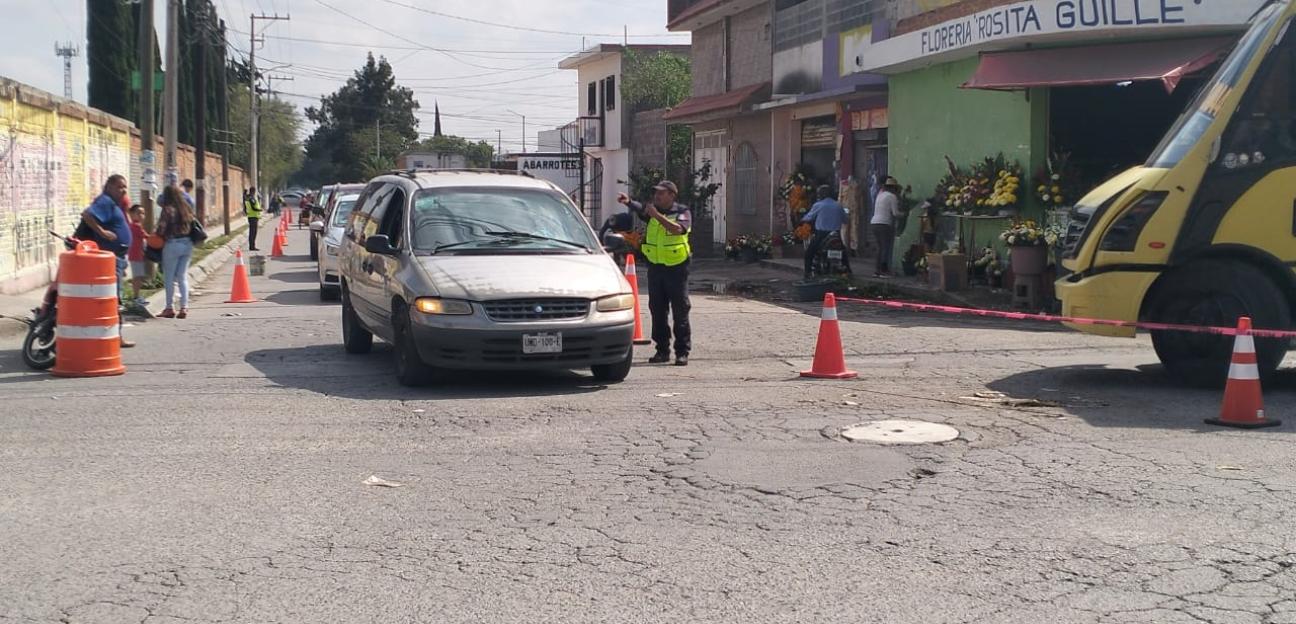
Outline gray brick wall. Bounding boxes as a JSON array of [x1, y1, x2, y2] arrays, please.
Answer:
[[691, 21, 725, 97], [730, 4, 773, 89], [629, 108, 668, 171]]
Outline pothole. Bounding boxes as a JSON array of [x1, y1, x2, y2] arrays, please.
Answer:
[[840, 420, 960, 445]]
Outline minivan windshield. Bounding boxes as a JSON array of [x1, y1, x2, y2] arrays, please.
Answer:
[[1148, 3, 1288, 168], [411, 187, 597, 253]]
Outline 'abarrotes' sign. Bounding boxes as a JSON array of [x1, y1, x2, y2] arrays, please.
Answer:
[[857, 0, 1265, 74]]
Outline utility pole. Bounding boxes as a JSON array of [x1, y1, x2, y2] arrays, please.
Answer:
[[54, 43, 79, 100], [507, 109, 526, 153], [496, 130, 501, 156], [194, 4, 210, 225], [138, 0, 157, 231], [249, 12, 289, 202], [217, 19, 231, 236], [163, 0, 180, 187]]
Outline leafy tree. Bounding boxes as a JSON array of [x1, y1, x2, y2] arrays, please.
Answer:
[[86, 0, 137, 118], [412, 135, 494, 168], [226, 82, 304, 191], [300, 54, 420, 184], [621, 50, 692, 113]]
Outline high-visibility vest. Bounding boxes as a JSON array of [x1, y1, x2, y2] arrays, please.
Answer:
[[244, 197, 262, 219], [642, 214, 690, 267]]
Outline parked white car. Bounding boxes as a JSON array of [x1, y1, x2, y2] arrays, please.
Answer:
[[317, 193, 362, 300]]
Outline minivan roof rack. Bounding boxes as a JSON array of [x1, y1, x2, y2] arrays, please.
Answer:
[[387, 168, 533, 179]]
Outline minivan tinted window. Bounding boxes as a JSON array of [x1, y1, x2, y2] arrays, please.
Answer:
[[411, 187, 597, 253]]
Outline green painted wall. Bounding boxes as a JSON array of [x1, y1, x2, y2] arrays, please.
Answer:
[[887, 57, 1049, 260]]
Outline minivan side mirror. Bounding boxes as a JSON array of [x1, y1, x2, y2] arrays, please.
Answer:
[[602, 232, 630, 254], [364, 234, 398, 256]]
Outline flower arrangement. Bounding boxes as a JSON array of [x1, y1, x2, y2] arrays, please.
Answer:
[[778, 230, 801, 246], [1033, 151, 1083, 208], [999, 220, 1064, 247], [794, 222, 813, 241], [779, 170, 813, 226], [724, 234, 773, 259], [935, 154, 1023, 215]]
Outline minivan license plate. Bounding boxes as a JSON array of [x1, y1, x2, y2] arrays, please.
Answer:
[[827, 250, 843, 260], [523, 333, 562, 354]]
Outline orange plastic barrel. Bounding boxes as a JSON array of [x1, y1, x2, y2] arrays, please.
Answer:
[[50, 240, 126, 377]]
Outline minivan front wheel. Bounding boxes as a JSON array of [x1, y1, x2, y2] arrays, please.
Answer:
[[342, 287, 373, 354], [591, 349, 633, 383], [393, 304, 437, 387]]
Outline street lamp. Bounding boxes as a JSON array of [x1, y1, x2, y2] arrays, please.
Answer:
[[506, 109, 526, 153]]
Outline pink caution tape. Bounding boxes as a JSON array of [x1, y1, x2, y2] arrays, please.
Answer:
[[834, 296, 1296, 339]]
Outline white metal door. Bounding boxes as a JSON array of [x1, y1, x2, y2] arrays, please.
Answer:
[[694, 146, 728, 244]]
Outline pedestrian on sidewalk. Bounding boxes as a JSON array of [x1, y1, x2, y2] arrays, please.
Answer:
[[79, 174, 135, 348], [244, 188, 262, 251], [871, 177, 903, 277], [180, 179, 196, 208], [155, 186, 196, 319], [801, 185, 851, 279], [617, 180, 693, 366], [127, 204, 149, 307]]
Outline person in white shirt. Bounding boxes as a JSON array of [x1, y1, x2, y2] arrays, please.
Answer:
[[870, 176, 902, 276]]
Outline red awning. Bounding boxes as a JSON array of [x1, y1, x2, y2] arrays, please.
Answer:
[[663, 82, 770, 121], [962, 36, 1235, 94]]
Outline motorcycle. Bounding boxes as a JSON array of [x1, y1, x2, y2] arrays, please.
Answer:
[[812, 230, 852, 278], [5, 232, 80, 370]]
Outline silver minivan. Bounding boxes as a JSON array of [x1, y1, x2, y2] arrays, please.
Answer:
[[336, 170, 636, 386]]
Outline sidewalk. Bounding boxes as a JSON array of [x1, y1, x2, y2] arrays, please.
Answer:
[[0, 217, 255, 338], [754, 254, 1014, 311]]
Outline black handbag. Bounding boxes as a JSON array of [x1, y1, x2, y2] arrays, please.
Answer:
[[189, 220, 208, 244], [144, 245, 162, 263]]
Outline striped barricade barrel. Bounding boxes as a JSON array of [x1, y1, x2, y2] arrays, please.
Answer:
[[50, 240, 126, 378]]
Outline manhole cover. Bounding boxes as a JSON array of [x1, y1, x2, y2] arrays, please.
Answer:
[[841, 420, 959, 445]]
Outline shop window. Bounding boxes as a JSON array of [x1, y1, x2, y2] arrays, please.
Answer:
[[734, 142, 758, 216], [1218, 21, 1296, 169]]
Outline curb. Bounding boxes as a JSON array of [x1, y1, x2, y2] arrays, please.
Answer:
[[144, 228, 249, 314], [756, 258, 981, 308]]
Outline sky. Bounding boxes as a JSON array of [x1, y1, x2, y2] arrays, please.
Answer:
[[0, 0, 687, 154]]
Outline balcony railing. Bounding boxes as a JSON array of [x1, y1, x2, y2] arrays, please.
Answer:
[[560, 116, 604, 151]]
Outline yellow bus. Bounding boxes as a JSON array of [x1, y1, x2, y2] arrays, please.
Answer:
[[1057, 1, 1296, 385]]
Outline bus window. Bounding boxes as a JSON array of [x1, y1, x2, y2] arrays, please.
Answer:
[[1217, 19, 1296, 169], [1149, 5, 1286, 168]]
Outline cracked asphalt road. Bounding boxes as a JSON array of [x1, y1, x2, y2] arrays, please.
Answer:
[[3, 225, 1296, 623]]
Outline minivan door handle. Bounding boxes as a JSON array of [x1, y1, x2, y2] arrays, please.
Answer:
[[362, 260, 375, 274]]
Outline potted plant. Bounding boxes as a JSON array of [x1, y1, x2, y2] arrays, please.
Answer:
[[901, 244, 924, 277], [1000, 220, 1063, 276], [725, 235, 770, 263]]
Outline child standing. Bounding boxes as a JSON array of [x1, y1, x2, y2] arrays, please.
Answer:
[[127, 204, 148, 307]]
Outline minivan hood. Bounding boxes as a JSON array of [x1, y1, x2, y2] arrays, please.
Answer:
[[416, 253, 629, 300]]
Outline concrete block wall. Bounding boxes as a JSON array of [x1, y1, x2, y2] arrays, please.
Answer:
[[629, 108, 669, 172], [0, 77, 248, 294], [689, 3, 773, 98]]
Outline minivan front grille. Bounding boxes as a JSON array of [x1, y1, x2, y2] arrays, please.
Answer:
[[483, 298, 590, 322]]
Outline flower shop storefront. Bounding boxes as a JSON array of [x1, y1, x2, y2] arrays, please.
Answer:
[[843, 0, 1265, 307]]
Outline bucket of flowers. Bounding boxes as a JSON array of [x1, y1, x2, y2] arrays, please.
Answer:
[[1000, 220, 1063, 276], [725, 235, 772, 263], [774, 230, 803, 259]]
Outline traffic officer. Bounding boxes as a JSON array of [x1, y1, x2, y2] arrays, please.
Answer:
[[617, 180, 692, 366], [244, 187, 262, 251]]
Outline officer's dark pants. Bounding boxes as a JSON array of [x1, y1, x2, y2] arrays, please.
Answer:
[[248, 217, 259, 250], [647, 261, 691, 356]]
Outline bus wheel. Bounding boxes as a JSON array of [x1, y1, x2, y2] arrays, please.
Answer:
[[1148, 260, 1290, 387]]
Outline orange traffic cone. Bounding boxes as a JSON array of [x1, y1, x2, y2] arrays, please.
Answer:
[[624, 254, 651, 345], [278, 218, 289, 247], [270, 228, 285, 258], [1207, 317, 1281, 429], [225, 249, 257, 303], [801, 293, 857, 380]]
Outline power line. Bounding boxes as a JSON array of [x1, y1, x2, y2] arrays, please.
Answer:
[[375, 0, 690, 38], [225, 29, 581, 57]]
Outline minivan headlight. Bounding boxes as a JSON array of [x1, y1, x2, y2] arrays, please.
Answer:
[[1100, 192, 1168, 252], [596, 293, 635, 312], [414, 297, 473, 315]]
